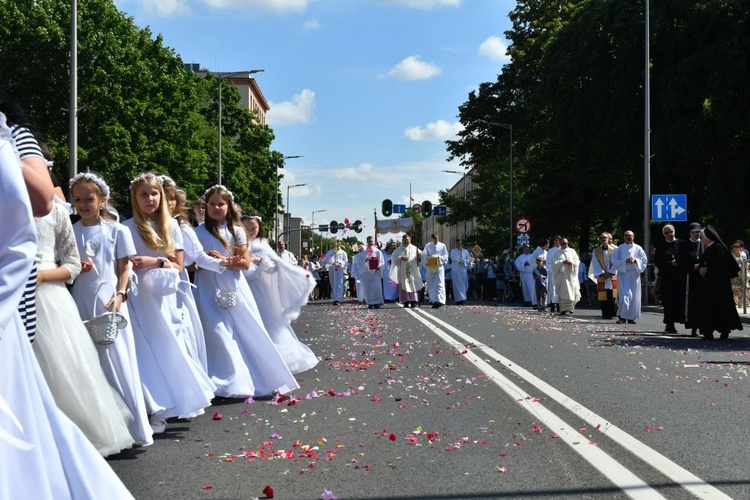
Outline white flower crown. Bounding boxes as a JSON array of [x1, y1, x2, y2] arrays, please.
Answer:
[[69, 172, 111, 198], [129, 172, 160, 188], [157, 175, 176, 188], [204, 184, 234, 203]]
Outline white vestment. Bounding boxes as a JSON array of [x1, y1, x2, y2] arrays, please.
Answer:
[[389, 244, 424, 294], [552, 247, 581, 312], [612, 242, 648, 320], [381, 252, 399, 300], [545, 246, 560, 304], [423, 241, 449, 304], [450, 247, 471, 302], [325, 248, 348, 301], [515, 252, 535, 303], [352, 250, 367, 303], [358, 246, 384, 305]]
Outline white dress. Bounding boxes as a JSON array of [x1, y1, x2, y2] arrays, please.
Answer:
[[0, 121, 134, 499], [123, 218, 215, 419], [244, 238, 319, 374], [195, 224, 300, 397], [33, 205, 135, 456], [71, 218, 153, 446]]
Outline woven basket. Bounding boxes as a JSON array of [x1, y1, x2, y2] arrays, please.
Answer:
[[83, 282, 128, 345]]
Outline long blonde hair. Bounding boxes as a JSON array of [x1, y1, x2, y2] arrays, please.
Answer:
[[129, 172, 176, 256]]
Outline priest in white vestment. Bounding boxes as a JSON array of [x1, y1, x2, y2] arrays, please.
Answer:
[[515, 245, 535, 306], [552, 238, 581, 315], [359, 236, 384, 309], [450, 239, 471, 305], [388, 234, 423, 308], [611, 230, 648, 323], [423, 233, 449, 308], [325, 240, 348, 306]]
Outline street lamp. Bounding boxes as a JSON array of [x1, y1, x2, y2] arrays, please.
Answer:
[[443, 169, 468, 241], [217, 69, 264, 185], [275, 155, 302, 243], [479, 120, 513, 252], [311, 209, 327, 255], [285, 183, 308, 242]]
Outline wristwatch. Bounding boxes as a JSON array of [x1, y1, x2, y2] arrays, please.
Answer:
[[117, 290, 128, 302]]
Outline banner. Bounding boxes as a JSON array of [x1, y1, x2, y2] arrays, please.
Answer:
[[376, 217, 414, 234]]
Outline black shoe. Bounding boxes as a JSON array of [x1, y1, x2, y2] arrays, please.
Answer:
[[409, 302, 417, 308], [374, 304, 381, 309], [665, 325, 678, 334], [333, 301, 340, 306], [690, 329, 698, 337], [454, 301, 464, 306], [432, 302, 439, 308], [627, 320, 636, 324], [368, 305, 373, 309], [402, 302, 410, 308], [719, 330, 729, 340]]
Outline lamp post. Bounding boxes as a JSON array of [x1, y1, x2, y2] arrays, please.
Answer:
[[285, 183, 308, 242], [311, 209, 327, 255], [479, 120, 513, 252], [275, 155, 302, 243], [443, 169, 468, 242], [217, 69, 264, 185]]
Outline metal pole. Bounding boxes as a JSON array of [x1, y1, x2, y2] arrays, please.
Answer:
[[643, 0, 652, 306], [509, 124, 513, 253], [69, 0, 78, 179], [218, 76, 222, 185]]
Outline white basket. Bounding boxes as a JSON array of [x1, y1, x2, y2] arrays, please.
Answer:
[[83, 282, 128, 345], [216, 290, 237, 309]]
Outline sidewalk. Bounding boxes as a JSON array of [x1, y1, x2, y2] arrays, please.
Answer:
[[643, 304, 750, 325]]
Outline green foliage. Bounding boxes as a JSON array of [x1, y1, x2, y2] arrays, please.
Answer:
[[0, 0, 280, 220], [447, 0, 750, 253]]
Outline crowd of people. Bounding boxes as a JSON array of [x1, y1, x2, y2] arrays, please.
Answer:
[[1, 104, 322, 497]]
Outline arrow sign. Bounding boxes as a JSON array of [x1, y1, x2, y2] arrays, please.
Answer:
[[393, 204, 406, 214], [651, 194, 687, 222]]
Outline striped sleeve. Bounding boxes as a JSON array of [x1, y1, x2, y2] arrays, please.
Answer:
[[10, 124, 44, 160]]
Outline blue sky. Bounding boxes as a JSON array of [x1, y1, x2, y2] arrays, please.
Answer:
[[114, 0, 514, 239]]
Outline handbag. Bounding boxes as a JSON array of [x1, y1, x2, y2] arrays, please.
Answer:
[[83, 282, 128, 345], [141, 261, 180, 296]]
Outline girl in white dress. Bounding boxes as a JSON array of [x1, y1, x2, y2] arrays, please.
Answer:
[[32, 201, 135, 456], [161, 177, 231, 374], [194, 185, 299, 398], [241, 214, 319, 374], [124, 173, 215, 433], [69, 172, 153, 446], [0, 112, 134, 499]]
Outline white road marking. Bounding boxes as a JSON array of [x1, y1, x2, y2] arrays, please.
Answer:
[[409, 308, 732, 500]]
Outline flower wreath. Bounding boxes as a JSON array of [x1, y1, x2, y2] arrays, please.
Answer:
[[204, 184, 234, 203], [69, 172, 111, 198]]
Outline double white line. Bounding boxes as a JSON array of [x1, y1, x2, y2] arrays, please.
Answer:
[[409, 308, 730, 500]]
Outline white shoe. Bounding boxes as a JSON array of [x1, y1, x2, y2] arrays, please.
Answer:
[[149, 415, 167, 434]]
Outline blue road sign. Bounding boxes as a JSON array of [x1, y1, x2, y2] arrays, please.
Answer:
[[433, 205, 447, 216], [651, 194, 687, 222], [516, 234, 531, 247], [392, 204, 406, 214]]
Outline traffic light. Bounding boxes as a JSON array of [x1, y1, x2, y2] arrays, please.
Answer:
[[329, 220, 339, 233], [381, 199, 393, 217], [421, 200, 433, 218], [353, 220, 363, 233]]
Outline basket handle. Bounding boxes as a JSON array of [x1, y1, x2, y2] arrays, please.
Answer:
[[91, 281, 117, 317]]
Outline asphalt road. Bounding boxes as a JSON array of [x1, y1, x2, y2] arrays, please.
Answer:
[[108, 298, 750, 500]]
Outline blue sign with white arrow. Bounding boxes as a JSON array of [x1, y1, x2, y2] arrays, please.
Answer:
[[392, 204, 406, 214], [651, 194, 687, 222], [433, 205, 447, 216]]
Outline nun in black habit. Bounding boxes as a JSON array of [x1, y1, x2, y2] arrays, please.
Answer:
[[696, 225, 743, 340]]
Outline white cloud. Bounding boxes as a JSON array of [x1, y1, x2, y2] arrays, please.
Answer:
[[303, 18, 322, 31], [267, 89, 316, 126], [383, 56, 442, 81], [404, 120, 464, 142], [136, 0, 190, 16], [332, 163, 374, 182], [373, 0, 461, 9], [201, 0, 308, 14], [478, 36, 510, 62]]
